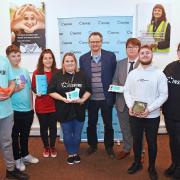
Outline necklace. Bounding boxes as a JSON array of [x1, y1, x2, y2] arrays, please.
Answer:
[[65, 72, 75, 84]]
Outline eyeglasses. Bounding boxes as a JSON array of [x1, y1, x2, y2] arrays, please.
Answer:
[[89, 41, 102, 44], [140, 52, 151, 55], [127, 46, 139, 50]]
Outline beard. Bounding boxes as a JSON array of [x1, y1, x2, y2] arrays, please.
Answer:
[[140, 59, 152, 65]]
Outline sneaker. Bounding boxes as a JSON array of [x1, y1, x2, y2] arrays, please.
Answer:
[[74, 155, 81, 164], [22, 154, 39, 164], [15, 159, 26, 171], [43, 147, 50, 158], [67, 156, 74, 165], [50, 147, 57, 158], [6, 168, 29, 180]]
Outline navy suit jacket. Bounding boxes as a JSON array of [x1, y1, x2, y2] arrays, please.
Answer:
[[79, 49, 117, 106]]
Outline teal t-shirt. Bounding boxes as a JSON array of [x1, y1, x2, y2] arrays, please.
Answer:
[[0, 56, 14, 119], [11, 67, 32, 112]]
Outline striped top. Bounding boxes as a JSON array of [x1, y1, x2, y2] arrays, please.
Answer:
[[90, 60, 105, 100]]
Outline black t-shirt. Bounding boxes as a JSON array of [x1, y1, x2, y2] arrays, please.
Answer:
[[48, 69, 91, 123], [162, 60, 180, 121]]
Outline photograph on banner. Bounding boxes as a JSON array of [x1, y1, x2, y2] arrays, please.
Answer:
[[136, 3, 171, 53], [9, 1, 46, 53], [58, 16, 133, 61]]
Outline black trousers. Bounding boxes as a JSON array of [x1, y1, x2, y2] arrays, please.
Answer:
[[12, 110, 34, 160], [130, 116, 160, 167], [164, 118, 180, 167], [87, 100, 114, 149], [37, 112, 57, 148]]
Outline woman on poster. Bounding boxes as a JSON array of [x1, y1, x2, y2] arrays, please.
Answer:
[[147, 4, 171, 52]]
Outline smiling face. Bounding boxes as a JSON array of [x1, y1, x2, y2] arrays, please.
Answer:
[[23, 11, 37, 28], [89, 35, 102, 54], [153, 7, 163, 20], [42, 53, 54, 70], [8, 52, 21, 67], [63, 55, 76, 73], [139, 48, 153, 66]]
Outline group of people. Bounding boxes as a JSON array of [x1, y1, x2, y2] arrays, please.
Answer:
[[0, 18, 179, 180]]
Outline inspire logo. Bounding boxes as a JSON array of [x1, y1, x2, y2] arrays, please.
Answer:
[[167, 76, 180, 85]]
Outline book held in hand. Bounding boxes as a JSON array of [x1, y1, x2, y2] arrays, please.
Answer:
[[132, 101, 147, 113], [35, 75, 48, 95]]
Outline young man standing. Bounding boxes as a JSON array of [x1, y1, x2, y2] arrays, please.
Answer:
[[113, 38, 141, 160], [124, 45, 168, 180]]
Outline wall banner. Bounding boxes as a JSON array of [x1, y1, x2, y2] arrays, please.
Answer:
[[58, 16, 133, 141]]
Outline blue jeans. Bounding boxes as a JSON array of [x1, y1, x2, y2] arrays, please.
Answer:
[[61, 119, 84, 155]]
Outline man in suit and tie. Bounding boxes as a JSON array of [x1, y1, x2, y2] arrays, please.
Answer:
[[113, 38, 141, 160], [79, 32, 116, 158]]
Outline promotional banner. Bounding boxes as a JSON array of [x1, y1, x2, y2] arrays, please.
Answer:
[[9, 1, 46, 53], [58, 16, 133, 141], [58, 16, 133, 61]]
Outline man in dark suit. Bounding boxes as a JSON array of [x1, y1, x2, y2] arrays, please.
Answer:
[[79, 32, 116, 158], [113, 38, 141, 160]]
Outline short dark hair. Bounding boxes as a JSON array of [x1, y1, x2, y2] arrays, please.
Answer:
[[126, 38, 141, 49], [6, 44, 20, 56], [88, 32, 103, 41]]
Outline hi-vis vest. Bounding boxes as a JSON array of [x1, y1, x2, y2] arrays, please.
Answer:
[[148, 21, 169, 52]]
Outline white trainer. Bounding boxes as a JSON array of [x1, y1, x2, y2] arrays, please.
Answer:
[[22, 154, 39, 164], [15, 159, 26, 171]]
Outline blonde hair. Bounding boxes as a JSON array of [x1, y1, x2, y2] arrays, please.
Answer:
[[61, 52, 79, 74]]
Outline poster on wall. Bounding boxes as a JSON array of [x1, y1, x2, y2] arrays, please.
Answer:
[[136, 3, 171, 53], [9, 1, 46, 53], [58, 16, 133, 141]]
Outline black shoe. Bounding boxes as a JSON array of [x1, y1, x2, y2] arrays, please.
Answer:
[[67, 156, 74, 165], [128, 162, 143, 174], [86, 146, 97, 155], [164, 164, 176, 177], [148, 167, 158, 180], [172, 167, 180, 180], [106, 148, 115, 159], [74, 155, 81, 164], [6, 168, 29, 180]]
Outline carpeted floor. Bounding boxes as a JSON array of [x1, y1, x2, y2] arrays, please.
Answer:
[[0, 135, 171, 180]]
